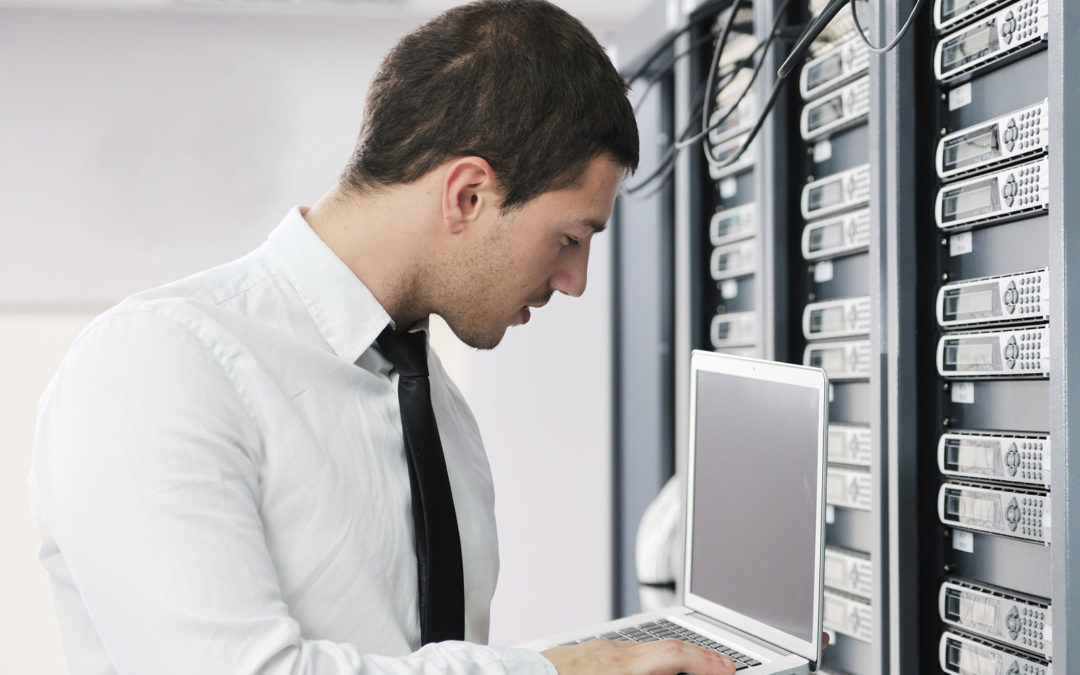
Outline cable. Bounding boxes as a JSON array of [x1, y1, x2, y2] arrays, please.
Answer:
[[632, 33, 716, 114], [777, 0, 848, 78], [700, 0, 792, 169], [680, 23, 776, 150], [621, 0, 737, 85], [621, 78, 712, 199], [621, 0, 792, 200], [702, 64, 786, 173], [622, 43, 767, 201], [634, 40, 763, 117], [624, 22, 696, 85], [696, 0, 746, 152], [850, 0, 929, 54]]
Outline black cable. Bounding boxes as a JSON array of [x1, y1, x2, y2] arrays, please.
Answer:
[[681, 19, 776, 150], [851, 0, 929, 54], [777, 0, 848, 78], [622, 0, 738, 85], [622, 45, 764, 200], [622, 0, 794, 199], [622, 76, 712, 197], [624, 22, 696, 85], [634, 40, 763, 116], [696, 0, 789, 157], [701, 0, 794, 172], [702, 65, 786, 173], [696, 0, 746, 151], [632, 32, 716, 114]]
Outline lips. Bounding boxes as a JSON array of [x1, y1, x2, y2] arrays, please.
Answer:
[[520, 306, 531, 325]]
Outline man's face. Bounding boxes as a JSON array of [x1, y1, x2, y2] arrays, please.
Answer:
[[436, 154, 624, 350]]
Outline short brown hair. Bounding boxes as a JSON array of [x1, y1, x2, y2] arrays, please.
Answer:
[[342, 0, 639, 211]]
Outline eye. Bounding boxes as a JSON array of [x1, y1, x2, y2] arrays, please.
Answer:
[[561, 235, 581, 249]]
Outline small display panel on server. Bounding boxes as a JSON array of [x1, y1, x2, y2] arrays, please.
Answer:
[[709, 203, 756, 246], [828, 423, 872, 467], [710, 311, 758, 349], [710, 240, 756, 281], [827, 467, 872, 511], [801, 165, 871, 221], [937, 269, 1049, 327], [935, 0, 1015, 32], [800, 77, 869, 142], [939, 580, 1051, 658], [823, 546, 872, 599], [936, 100, 1048, 179], [803, 297, 871, 341], [934, 0, 1048, 84], [939, 630, 1051, 675], [936, 157, 1049, 231], [799, 35, 869, 100], [938, 482, 1049, 543], [801, 210, 871, 260], [939, 431, 1050, 487], [823, 590, 873, 643], [936, 326, 1049, 378], [804, 339, 872, 381]]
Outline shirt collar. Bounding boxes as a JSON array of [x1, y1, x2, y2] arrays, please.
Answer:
[[266, 206, 404, 364]]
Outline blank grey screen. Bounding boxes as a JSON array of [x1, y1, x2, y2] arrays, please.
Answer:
[[689, 370, 821, 643]]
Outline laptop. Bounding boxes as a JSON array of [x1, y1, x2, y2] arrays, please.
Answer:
[[521, 350, 829, 674]]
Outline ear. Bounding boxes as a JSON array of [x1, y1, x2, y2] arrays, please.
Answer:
[[442, 156, 500, 234]]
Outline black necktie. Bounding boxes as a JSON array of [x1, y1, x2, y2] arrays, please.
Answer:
[[375, 326, 465, 644]]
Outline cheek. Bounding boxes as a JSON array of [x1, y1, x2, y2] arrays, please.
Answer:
[[507, 247, 556, 282]]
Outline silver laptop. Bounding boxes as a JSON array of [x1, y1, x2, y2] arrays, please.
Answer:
[[522, 350, 829, 674]]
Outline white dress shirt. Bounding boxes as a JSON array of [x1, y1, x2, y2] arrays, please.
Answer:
[[29, 207, 557, 675]]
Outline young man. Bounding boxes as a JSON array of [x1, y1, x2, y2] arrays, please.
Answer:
[[30, 2, 736, 674]]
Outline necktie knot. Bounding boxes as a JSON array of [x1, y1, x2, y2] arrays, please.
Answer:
[[377, 326, 429, 378]]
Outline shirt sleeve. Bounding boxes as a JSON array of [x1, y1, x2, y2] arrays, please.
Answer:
[[30, 308, 557, 675]]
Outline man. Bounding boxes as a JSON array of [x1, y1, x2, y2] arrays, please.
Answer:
[[30, 1, 736, 674]]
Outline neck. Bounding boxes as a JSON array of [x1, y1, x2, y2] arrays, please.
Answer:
[[304, 181, 438, 330]]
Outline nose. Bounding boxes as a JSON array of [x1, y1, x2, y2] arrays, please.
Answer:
[[550, 238, 590, 298]]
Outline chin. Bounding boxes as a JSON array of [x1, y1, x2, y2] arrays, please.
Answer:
[[447, 321, 507, 351]]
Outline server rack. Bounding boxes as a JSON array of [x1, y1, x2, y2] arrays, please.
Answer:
[[911, 1, 1054, 673], [618, 0, 1079, 670]]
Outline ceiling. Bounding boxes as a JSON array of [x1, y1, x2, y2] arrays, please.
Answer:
[[0, 0, 660, 23]]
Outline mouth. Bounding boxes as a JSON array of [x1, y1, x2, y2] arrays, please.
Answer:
[[519, 306, 531, 325]]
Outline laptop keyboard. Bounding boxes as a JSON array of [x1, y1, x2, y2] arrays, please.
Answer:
[[557, 618, 761, 670]]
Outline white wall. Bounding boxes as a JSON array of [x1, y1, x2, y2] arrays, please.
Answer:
[[2, 6, 616, 670], [0, 311, 101, 675]]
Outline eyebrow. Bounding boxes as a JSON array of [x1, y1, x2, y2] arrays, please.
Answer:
[[581, 219, 608, 234]]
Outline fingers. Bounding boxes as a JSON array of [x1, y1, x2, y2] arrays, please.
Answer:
[[542, 637, 737, 675], [632, 638, 737, 675]]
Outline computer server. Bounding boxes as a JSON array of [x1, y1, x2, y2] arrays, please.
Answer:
[[916, 0, 1053, 669], [791, 8, 876, 673]]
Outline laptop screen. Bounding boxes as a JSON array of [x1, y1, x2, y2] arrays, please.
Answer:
[[685, 355, 825, 651]]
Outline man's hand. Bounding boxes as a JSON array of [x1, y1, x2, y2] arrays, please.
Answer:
[[542, 638, 737, 675]]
